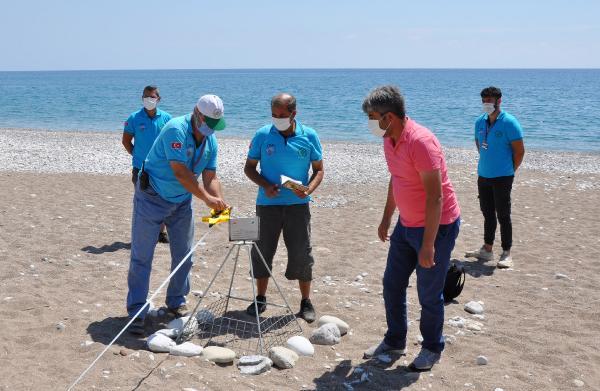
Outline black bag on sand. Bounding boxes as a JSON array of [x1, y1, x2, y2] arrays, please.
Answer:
[[444, 261, 465, 303]]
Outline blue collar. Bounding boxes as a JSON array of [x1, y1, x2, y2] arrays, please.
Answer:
[[141, 108, 163, 119]]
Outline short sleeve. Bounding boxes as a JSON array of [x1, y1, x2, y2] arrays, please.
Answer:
[[124, 114, 135, 135], [309, 131, 323, 161], [506, 118, 523, 142], [205, 137, 218, 171], [411, 137, 442, 173], [248, 132, 264, 160], [162, 127, 188, 163]]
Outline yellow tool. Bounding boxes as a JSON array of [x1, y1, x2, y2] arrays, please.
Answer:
[[201, 207, 232, 227]]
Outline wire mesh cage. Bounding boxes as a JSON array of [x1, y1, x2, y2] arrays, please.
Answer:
[[177, 241, 303, 356]]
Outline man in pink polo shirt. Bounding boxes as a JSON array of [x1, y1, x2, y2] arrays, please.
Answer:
[[362, 85, 461, 371]]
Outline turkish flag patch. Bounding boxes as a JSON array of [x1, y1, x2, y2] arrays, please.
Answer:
[[171, 142, 182, 150]]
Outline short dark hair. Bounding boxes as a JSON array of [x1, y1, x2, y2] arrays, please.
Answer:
[[362, 85, 406, 118], [271, 93, 296, 113], [143, 85, 160, 98], [480, 86, 501, 99]]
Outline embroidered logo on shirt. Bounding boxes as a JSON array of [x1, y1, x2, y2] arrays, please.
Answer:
[[171, 142, 182, 150], [139, 124, 145, 131], [266, 144, 276, 156], [297, 148, 308, 158], [495, 131, 503, 138]]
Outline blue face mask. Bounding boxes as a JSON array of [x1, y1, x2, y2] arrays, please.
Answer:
[[199, 122, 214, 137]]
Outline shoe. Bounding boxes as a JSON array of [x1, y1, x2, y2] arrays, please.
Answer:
[[497, 251, 513, 269], [363, 341, 406, 359], [246, 295, 267, 316], [168, 304, 190, 318], [409, 348, 441, 371], [158, 231, 169, 244], [128, 317, 145, 336], [465, 246, 493, 262], [298, 298, 316, 323]]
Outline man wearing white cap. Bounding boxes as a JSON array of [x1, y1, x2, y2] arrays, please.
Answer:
[[126, 94, 229, 336]]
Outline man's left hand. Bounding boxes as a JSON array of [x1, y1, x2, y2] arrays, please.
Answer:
[[418, 245, 436, 268], [293, 188, 309, 199]]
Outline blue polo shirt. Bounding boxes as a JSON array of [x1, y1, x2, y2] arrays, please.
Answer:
[[248, 121, 322, 206], [124, 108, 172, 169], [144, 114, 218, 203], [475, 111, 523, 178]]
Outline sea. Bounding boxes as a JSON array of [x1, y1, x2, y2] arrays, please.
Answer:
[[0, 69, 599, 152]]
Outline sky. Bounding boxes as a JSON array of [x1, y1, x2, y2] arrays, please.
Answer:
[[1, 0, 599, 71]]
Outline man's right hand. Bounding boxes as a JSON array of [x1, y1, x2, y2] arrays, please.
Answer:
[[264, 184, 280, 198], [378, 216, 392, 242], [205, 195, 228, 211]]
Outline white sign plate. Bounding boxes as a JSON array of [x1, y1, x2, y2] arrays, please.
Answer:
[[229, 217, 260, 241]]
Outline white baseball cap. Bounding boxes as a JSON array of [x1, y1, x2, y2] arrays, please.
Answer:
[[196, 94, 226, 130]]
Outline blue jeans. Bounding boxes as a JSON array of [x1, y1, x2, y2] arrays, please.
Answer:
[[383, 217, 460, 353], [127, 181, 194, 319]]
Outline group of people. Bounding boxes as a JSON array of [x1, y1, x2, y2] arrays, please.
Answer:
[[121, 84, 524, 371]]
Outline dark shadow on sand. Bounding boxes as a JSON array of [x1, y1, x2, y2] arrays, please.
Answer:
[[452, 257, 496, 277], [81, 241, 131, 254], [312, 356, 420, 390]]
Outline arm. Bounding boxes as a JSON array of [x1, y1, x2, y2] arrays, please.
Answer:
[[169, 162, 226, 210], [511, 139, 525, 172], [378, 176, 397, 242], [244, 158, 280, 198], [475, 139, 480, 153], [418, 169, 443, 268], [122, 132, 134, 155], [202, 169, 224, 198]]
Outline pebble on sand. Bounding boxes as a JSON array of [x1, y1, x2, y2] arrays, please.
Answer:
[[169, 342, 203, 357], [147, 333, 176, 353], [464, 301, 484, 315], [317, 315, 350, 335], [310, 323, 341, 345], [476, 355, 488, 365], [269, 346, 299, 369], [237, 355, 272, 375], [287, 336, 315, 356], [202, 346, 236, 363]]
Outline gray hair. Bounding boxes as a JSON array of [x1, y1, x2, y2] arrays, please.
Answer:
[[271, 93, 297, 113], [362, 85, 406, 118]]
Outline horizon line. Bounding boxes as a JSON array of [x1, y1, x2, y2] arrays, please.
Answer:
[[1, 67, 600, 73]]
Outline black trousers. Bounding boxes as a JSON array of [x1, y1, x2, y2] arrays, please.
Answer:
[[477, 175, 514, 251]]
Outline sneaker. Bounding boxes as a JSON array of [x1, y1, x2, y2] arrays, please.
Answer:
[[158, 231, 169, 244], [246, 295, 267, 316], [497, 251, 513, 269], [128, 317, 145, 336], [168, 304, 190, 318], [363, 341, 407, 359], [409, 348, 441, 371], [298, 298, 316, 323], [465, 246, 493, 262]]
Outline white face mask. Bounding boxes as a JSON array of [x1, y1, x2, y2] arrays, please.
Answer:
[[199, 122, 214, 137], [143, 97, 158, 111], [482, 103, 495, 115], [272, 117, 291, 131], [368, 119, 388, 137]]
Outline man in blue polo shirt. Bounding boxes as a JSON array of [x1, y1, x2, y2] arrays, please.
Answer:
[[127, 94, 228, 336], [244, 93, 324, 323], [122, 85, 172, 243], [466, 86, 525, 269]]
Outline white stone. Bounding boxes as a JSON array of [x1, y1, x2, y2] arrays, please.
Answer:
[[155, 328, 178, 339], [147, 333, 176, 353], [448, 317, 466, 328], [269, 346, 299, 369], [444, 334, 456, 345], [494, 388, 504, 391], [238, 355, 265, 366], [555, 273, 569, 279], [169, 342, 203, 357], [476, 355, 488, 365], [464, 301, 484, 314], [195, 309, 215, 324], [466, 322, 483, 332], [573, 379, 585, 387], [167, 316, 197, 331], [56, 322, 66, 331], [287, 336, 314, 356], [472, 314, 485, 320], [202, 346, 236, 363], [310, 323, 341, 345], [317, 315, 350, 335], [238, 356, 272, 375]]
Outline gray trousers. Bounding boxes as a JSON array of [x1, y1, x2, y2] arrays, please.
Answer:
[[251, 204, 314, 281]]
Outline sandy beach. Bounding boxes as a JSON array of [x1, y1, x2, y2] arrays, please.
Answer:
[[1, 128, 599, 390]]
